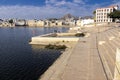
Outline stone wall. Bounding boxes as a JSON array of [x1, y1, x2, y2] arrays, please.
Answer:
[[114, 48, 120, 80], [30, 33, 79, 45], [30, 37, 79, 45]]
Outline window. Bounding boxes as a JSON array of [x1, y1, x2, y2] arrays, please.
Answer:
[[104, 9, 106, 12], [110, 9, 113, 12]]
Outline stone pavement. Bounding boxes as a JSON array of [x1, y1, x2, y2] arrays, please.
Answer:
[[40, 26, 120, 80], [61, 33, 107, 80]]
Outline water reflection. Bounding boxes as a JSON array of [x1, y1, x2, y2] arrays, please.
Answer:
[[0, 27, 68, 80]]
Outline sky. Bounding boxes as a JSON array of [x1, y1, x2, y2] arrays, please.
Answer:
[[0, 0, 119, 19]]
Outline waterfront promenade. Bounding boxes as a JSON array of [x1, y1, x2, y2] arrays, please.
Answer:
[[60, 26, 111, 80], [61, 24, 120, 80], [61, 34, 107, 80], [40, 24, 120, 80]]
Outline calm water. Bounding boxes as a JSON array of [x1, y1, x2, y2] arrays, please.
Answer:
[[0, 27, 68, 80]]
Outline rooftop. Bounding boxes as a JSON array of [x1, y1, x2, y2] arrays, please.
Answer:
[[96, 5, 119, 10]]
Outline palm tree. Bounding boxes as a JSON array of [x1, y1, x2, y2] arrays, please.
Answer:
[[93, 10, 96, 15], [93, 10, 96, 22]]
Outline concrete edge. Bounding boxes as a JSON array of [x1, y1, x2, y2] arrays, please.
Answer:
[[39, 41, 78, 80]]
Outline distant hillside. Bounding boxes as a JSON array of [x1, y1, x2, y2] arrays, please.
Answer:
[[60, 14, 78, 20], [81, 16, 93, 19]]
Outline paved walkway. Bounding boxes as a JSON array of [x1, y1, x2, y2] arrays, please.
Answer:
[[61, 32, 107, 80], [40, 26, 120, 80]]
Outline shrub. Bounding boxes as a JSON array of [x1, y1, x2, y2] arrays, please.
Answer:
[[45, 44, 67, 50], [75, 33, 85, 37]]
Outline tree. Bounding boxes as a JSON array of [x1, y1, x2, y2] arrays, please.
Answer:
[[108, 10, 120, 22], [93, 10, 96, 22], [93, 10, 96, 15], [9, 19, 14, 24]]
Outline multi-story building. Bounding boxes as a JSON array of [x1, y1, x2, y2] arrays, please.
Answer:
[[96, 5, 119, 23]]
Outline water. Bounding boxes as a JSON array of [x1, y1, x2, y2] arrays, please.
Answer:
[[0, 27, 68, 80]]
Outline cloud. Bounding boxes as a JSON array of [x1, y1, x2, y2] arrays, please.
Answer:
[[44, 0, 103, 17], [73, 0, 85, 4], [114, 1, 120, 8], [45, 0, 57, 4], [0, 0, 118, 19], [113, 0, 120, 3], [45, 0, 85, 6], [0, 5, 74, 19]]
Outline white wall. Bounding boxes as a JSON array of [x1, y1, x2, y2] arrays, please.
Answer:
[[81, 19, 94, 26]]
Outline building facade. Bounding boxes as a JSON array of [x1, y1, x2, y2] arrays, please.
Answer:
[[36, 20, 45, 27], [27, 20, 37, 27], [96, 5, 119, 23], [76, 19, 94, 27], [81, 19, 94, 26]]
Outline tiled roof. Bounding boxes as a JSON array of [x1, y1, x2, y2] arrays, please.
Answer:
[[96, 5, 119, 10]]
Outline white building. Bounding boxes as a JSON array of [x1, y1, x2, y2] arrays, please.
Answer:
[[76, 19, 94, 27], [96, 5, 119, 23], [76, 20, 81, 26], [36, 20, 45, 27], [15, 19, 26, 26], [27, 20, 37, 27]]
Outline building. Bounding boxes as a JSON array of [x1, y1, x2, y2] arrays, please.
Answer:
[[76, 20, 81, 26], [96, 5, 119, 23], [49, 20, 57, 27], [15, 19, 26, 26], [44, 20, 64, 27], [36, 20, 45, 27], [81, 19, 94, 26], [56, 20, 64, 27], [1, 22, 12, 27], [76, 19, 94, 27], [44, 20, 50, 27], [27, 20, 37, 27]]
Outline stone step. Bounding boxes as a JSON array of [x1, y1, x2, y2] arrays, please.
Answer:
[[109, 29, 118, 37], [98, 45, 114, 79], [111, 38, 120, 46], [107, 41, 116, 50], [103, 42, 116, 60], [99, 44, 115, 77], [110, 40, 120, 50], [104, 31, 114, 41], [107, 31, 118, 40]]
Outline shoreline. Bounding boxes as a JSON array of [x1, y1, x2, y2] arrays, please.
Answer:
[[29, 27, 79, 80], [39, 41, 78, 80], [0, 25, 74, 28], [0, 22, 119, 28]]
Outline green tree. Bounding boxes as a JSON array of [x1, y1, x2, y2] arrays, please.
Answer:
[[9, 19, 14, 24], [108, 10, 120, 22], [93, 10, 96, 22], [93, 10, 96, 15]]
